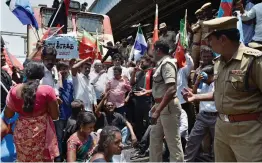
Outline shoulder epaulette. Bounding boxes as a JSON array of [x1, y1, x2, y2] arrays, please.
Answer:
[[244, 48, 262, 57], [213, 55, 221, 61]]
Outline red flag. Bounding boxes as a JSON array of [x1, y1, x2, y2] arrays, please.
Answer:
[[78, 42, 95, 59], [2, 48, 23, 75], [173, 40, 186, 68], [152, 4, 159, 45], [81, 30, 96, 48], [79, 30, 103, 60], [64, 0, 70, 16]]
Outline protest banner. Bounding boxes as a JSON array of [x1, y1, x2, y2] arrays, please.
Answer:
[[45, 34, 79, 59]]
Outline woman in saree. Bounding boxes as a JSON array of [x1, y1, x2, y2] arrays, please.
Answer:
[[67, 111, 97, 162], [4, 61, 60, 162]]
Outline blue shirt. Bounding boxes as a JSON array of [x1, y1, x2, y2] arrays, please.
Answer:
[[59, 79, 74, 120], [1, 110, 18, 162]]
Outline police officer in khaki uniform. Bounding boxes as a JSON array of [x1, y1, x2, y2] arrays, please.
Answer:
[[191, 9, 204, 69], [183, 16, 262, 162], [150, 40, 184, 162], [200, 3, 213, 48], [159, 23, 177, 54]]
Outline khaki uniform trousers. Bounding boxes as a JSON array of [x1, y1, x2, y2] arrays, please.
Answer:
[[191, 45, 201, 69], [149, 99, 184, 162], [215, 117, 262, 162]]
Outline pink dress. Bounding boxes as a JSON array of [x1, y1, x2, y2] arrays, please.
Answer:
[[6, 84, 59, 162]]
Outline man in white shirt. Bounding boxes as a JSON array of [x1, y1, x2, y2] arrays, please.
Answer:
[[89, 60, 108, 103], [184, 65, 216, 162], [239, 2, 262, 42], [40, 46, 59, 95], [176, 53, 194, 104], [71, 58, 97, 112], [107, 53, 130, 80], [176, 52, 195, 133]]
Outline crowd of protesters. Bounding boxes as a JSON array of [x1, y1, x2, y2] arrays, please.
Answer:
[[1, 0, 262, 162]]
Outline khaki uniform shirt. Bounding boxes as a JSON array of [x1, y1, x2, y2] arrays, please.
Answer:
[[200, 21, 209, 46], [214, 43, 262, 115], [192, 20, 202, 45], [152, 56, 181, 114]]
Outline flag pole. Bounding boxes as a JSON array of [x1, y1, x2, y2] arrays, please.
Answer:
[[152, 3, 158, 50], [131, 26, 139, 62], [36, 30, 41, 40], [184, 9, 188, 48], [95, 28, 98, 59], [30, 24, 40, 41], [49, 0, 63, 27], [45, 25, 64, 40]]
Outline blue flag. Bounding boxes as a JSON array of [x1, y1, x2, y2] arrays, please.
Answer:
[[131, 26, 148, 61], [6, 0, 39, 29]]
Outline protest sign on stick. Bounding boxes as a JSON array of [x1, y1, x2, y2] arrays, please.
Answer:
[[45, 35, 79, 59]]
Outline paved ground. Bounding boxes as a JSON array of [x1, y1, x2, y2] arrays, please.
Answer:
[[121, 148, 149, 162], [121, 147, 213, 162]]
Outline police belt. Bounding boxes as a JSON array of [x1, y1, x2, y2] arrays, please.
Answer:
[[192, 42, 201, 46], [219, 112, 262, 123], [154, 98, 163, 103]]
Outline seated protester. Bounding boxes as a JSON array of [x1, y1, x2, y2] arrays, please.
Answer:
[[101, 41, 119, 63], [67, 111, 96, 162], [94, 92, 137, 146], [71, 58, 97, 112], [184, 65, 216, 162], [64, 100, 85, 144], [54, 61, 74, 161], [90, 126, 123, 162], [106, 66, 131, 116], [107, 54, 131, 81]]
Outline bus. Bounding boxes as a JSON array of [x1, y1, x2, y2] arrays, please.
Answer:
[[27, 0, 114, 63]]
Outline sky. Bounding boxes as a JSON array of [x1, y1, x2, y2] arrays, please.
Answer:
[[1, 0, 95, 63]]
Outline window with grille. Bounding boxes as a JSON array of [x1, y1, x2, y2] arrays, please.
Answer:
[[41, 8, 73, 31], [76, 13, 103, 34]]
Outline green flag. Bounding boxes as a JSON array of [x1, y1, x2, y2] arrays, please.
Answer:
[[180, 9, 188, 49]]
